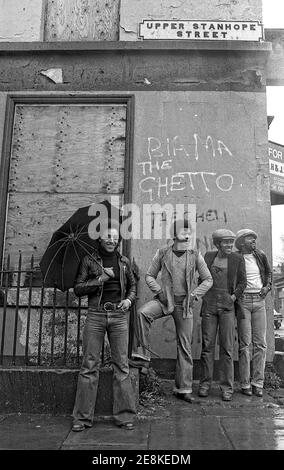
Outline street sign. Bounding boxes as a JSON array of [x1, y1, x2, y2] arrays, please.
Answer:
[[139, 20, 264, 41]]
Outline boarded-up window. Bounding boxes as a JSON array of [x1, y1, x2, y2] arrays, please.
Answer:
[[5, 103, 127, 275], [45, 0, 120, 41]]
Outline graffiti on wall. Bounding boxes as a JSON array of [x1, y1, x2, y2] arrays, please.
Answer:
[[138, 134, 234, 201]]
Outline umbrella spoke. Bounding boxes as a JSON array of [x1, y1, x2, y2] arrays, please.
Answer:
[[44, 236, 70, 251], [42, 239, 70, 282], [61, 243, 69, 291], [75, 239, 103, 268], [56, 230, 74, 237], [77, 224, 89, 236], [70, 223, 88, 238], [75, 239, 97, 256], [76, 229, 92, 237], [77, 238, 99, 252], [56, 225, 91, 240], [76, 239, 97, 255], [60, 240, 79, 291], [70, 238, 83, 264], [40, 200, 120, 291]]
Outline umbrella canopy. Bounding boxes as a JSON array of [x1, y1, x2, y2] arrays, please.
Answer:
[[39, 200, 121, 291]]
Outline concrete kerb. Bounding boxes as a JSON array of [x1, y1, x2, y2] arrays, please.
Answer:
[[0, 357, 283, 415], [0, 367, 139, 415], [274, 352, 284, 387], [275, 336, 284, 352], [274, 337, 284, 387]]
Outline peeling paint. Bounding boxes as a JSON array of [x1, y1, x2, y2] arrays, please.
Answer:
[[40, 68, 63, 84], [120, 25, 136, 34], [169, 0, 188, 8], [241, 69, 263, 88]]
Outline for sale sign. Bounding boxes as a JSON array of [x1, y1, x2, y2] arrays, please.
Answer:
[[269, 141, 284, 195]]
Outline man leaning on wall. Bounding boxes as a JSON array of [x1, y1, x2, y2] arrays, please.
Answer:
[[235, 229, 272, 398], [198, 229, 247, 402], [129, 218, 213, 403]]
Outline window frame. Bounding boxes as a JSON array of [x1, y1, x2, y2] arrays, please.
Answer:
[[0, 94, 135, 268]]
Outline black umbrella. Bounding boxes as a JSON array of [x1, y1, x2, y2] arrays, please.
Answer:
[[39, 199, 121, 291]]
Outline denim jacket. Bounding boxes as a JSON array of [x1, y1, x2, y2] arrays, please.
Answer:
[[201, 251, 247, 316]]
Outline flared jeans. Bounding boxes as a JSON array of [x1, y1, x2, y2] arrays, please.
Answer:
[[237, 295, 267, 389], [199, 308, 235, 393], [132, 299, 194, 394], [73, 310, 136, 426]]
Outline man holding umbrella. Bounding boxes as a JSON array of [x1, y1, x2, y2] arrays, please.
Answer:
[[72, 222, 137, 431]]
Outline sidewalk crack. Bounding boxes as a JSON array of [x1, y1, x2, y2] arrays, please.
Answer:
[[147, 422, 152, 449], [219, 417, 235, 450]]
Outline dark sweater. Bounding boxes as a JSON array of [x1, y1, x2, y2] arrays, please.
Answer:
[[99, 247, 121, 303]]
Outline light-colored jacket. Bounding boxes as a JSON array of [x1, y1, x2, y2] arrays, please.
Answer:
[[146, 245, 213, 318]]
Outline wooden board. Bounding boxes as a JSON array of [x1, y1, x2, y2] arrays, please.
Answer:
[[5, 103, 126, 273], [44, 0, 120, 41], [9, 105, 126, 193], [5, 192, 123, 268]]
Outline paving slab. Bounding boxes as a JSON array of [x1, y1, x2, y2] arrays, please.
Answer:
[[148, 416, 232, 450], [0, 380, 284, 451], [198, 392, 282, 417], [62, 420, 151, 450], [152, 380, 282, 418], [221, 416, 284, 450], [0, 414, 71, 450], [267, 388, 284, 406]]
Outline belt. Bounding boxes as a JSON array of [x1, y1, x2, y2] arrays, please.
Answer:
[[102, 302, 121, 311], [89, 302, 122, 313], [174, 295, 186, 304], [243, 292, 261, 298]]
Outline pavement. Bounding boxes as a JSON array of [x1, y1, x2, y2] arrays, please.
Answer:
[[1, 380, 284, 460]]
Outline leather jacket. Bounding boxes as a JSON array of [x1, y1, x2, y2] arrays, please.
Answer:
[[235, 248, 272, 289], [250, 249, 272, 289], [74, 249, 136, 308]]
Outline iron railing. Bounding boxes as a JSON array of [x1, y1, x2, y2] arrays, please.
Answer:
[[0, 253, 135, 368]]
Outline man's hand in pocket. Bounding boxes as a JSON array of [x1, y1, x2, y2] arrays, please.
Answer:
[[157, 291, 167, 306]]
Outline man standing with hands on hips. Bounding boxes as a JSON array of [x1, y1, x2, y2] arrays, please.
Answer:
[[235, 229, 272, 397]]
